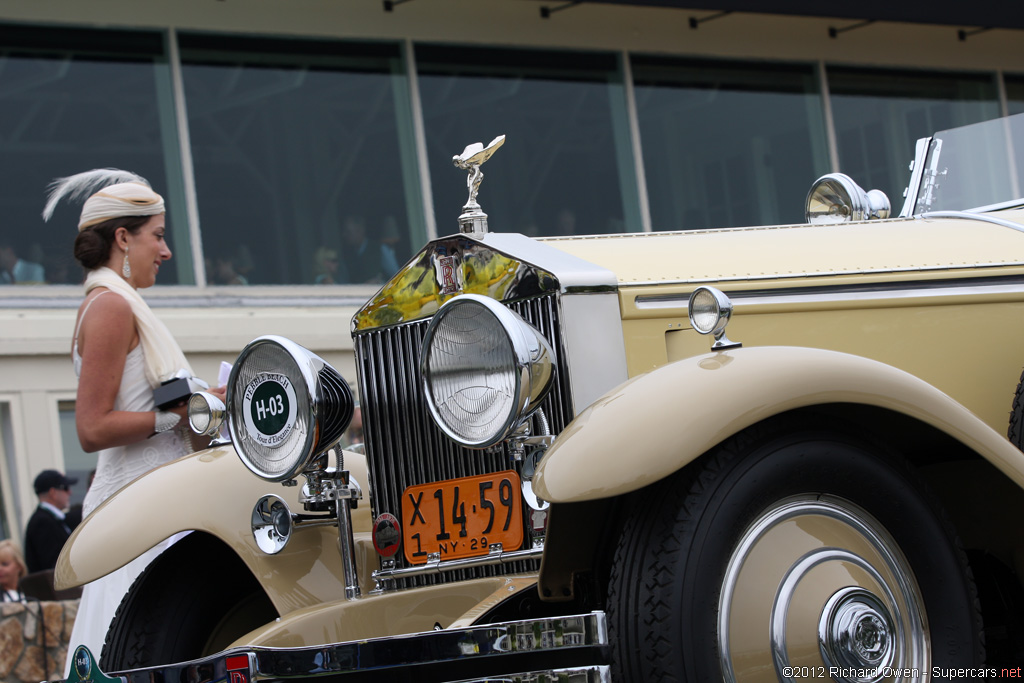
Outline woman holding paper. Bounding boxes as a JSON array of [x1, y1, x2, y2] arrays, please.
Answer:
[[43, 169, 224, 667]]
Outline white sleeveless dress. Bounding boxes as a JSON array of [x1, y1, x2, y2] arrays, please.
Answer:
[[66, 294, 190, 672]]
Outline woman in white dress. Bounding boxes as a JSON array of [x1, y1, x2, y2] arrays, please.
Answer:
[[43, 170, 225, 671]]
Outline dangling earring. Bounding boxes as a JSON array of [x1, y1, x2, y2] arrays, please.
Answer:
[[122, 246, 131, 279]]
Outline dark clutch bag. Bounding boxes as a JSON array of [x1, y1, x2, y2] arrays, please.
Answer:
[[153, 377, 196, 410]]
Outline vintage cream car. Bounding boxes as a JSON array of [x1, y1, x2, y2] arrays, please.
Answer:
[[58, 114, 1024, 682]]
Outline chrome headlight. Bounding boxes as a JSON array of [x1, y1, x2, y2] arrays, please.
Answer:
[[805, 173, 890, 224], [689, 286, 741, 350], [228, 336, 354, 482], [420, 294, 555, 448], [188, 391, 226, 437]]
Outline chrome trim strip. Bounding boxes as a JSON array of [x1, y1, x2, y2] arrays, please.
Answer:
[[452, 665, 611, 683], [622, 258, 1024, 290], [373, 545, 544, 582], [92, 612, 608, 683], [962, 198, 1024, 213], [635, 280, 1024, 311], [920, 210, 1024, 234]]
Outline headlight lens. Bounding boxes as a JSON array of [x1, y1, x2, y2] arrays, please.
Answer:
[[228, 336, 353, 481], [188, 391, 225, 437], [421, 294, 554, 448], [689, 286, 731, 336]]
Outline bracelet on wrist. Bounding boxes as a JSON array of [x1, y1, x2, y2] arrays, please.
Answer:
[[154, 410, 182, 434]]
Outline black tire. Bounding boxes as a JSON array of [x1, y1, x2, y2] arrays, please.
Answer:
[[101, 533, 277, 671], [1008, 368, 1024, 450], [607, 421, 983, 682]]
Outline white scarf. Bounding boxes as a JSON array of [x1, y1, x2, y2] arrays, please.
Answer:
[[84, 267, 193, 389]]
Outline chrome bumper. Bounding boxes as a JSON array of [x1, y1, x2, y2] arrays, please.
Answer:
[[61, 611, 609, 683]]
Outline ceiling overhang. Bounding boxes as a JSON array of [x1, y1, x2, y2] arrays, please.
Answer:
[[556, 1, 1024, 30]]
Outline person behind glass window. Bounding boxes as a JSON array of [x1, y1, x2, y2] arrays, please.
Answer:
[[0, 540, 28, 603], [212, 253, 248, 285], [313, 246, 339, 284], [379, 216, 401, 279], [42, 168, 226, 672], [554, 207, 577, 236], [341, 215, 383, 284], [0, 236, 45, 284], [23, 469, 76, 573]]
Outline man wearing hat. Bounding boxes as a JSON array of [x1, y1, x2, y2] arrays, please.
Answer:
[[24, 469, 78, 573]]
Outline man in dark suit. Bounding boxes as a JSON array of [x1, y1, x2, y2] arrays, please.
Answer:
[[24, 469, 77, 572]]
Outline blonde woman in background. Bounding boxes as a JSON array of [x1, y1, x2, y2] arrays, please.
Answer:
[[0, 539, 28, 603]]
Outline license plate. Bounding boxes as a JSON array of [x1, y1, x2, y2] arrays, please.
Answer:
[[402, 470, 523, 564]]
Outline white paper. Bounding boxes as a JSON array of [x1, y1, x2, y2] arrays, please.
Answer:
[[218, 361, 232, 387]]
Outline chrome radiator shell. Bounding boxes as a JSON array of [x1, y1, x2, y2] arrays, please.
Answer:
[[354, 292, 574, 588]]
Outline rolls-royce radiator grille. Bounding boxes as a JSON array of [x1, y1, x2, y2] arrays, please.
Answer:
[[354, 293, 573, 589]]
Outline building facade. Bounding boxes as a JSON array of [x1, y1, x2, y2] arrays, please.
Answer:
[[0, 0, 1022, 543]]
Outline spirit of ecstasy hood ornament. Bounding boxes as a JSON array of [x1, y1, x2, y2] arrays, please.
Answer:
[[453, 134, 505, 237]]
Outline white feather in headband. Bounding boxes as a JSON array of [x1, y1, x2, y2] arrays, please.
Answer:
[[42, 169, 165, 231]]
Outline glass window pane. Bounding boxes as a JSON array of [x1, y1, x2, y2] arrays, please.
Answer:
[[180, 35, 416, 286], [0, 25, 187, 285], [58, 401, 95, 512], [631, 56, 829, 231], [0, 403, 13, 539], [417, 45, 636, 238], [828, 66, 1000, 208], [1008, 74, 1024, 116]]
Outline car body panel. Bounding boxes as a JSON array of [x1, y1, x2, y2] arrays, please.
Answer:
[[620, 279, 1024, 432], [225, 575, 538, 648], [540, 210, 1024, 289], [55, 446, 374, 617], [534, 213, 1024, 437]]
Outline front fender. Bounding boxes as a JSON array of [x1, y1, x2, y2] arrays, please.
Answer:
[[55, 445, 370, 594], [533, 346, 1024, 502]]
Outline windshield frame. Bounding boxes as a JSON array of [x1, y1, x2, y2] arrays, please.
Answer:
[[902, 112, 1024, 217]]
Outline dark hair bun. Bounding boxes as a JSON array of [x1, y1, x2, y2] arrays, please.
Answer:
[[73, 228, 109, 270], [72, 215, 150, 271]]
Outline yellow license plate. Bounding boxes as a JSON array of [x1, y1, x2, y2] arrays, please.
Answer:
[[402, 470, 523, 565]]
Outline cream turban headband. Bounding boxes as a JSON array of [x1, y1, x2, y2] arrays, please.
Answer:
[[41, 168, 165, 230]]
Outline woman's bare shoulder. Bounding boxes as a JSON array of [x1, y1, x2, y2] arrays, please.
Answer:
[[77, 289, 135, 350], [79, 288, 131, 319]]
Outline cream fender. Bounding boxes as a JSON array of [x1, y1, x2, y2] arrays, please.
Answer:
[[533, 345, 1024, 502], [55, 445, 370, 593]]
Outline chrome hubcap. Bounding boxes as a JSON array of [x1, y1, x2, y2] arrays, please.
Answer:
[[819, 588, 896, 681], [718, 495, 928, 682]]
